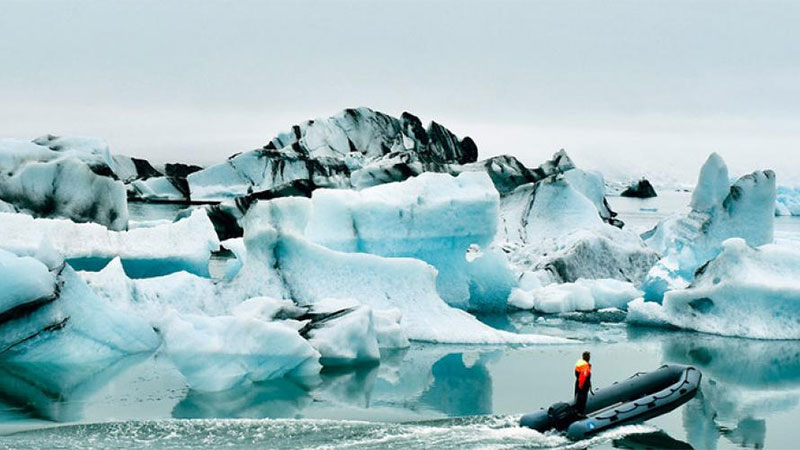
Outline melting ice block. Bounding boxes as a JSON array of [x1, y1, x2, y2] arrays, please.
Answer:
[[629, 238, 800, 339]]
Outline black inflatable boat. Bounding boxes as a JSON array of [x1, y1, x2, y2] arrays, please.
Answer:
[[520, 364, 701, 440]]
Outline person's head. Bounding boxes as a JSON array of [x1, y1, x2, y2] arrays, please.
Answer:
[[582, 351, 591, 362]]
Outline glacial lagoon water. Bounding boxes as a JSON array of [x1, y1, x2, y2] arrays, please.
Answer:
[[1, 193, 799, 449]]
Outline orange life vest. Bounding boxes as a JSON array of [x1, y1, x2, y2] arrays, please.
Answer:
[[574, 359, 592, 391]]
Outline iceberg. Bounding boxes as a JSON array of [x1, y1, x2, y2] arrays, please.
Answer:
[[641, 153, 776, 300], [508, 278, 642, 313], [304, 171, 512, 310], [0, 208, 220, 278], [0, 138, 129, 230], [301, 298, 382, 366], [496, 175, 659, 285], [234, 199, 566, 344], [629, 238, 800, 339], [187, 108, 477, 202], [158, 311, 321, 392], [0, 250, 159, 366]]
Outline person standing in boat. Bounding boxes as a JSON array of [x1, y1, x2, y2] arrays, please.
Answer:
[[574, 351, 592, 415]]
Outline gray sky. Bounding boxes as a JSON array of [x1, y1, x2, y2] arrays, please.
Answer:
[[2, 0, 799, 184]]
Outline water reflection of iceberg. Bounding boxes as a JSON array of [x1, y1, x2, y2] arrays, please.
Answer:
[[0, 355, 148, 423], [658, 332, 800, 450], [172, 378, 313, 419], [417, 353, 492, 416], [661, 333, 800, 388]]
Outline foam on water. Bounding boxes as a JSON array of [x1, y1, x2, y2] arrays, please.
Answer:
[[1, 417, 659, 450]]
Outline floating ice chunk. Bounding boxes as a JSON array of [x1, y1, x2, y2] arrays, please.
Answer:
[[582, 278, 644, 309], [620, 178, 658, 198], [625, 298, 672, 328], [0, 253, 159, 366], [372, 308, 410, 349], [630, 238, 800, 339], [497, 178, 659, 285], [304, 299, 381, 366], [642, 154, 776, 301], [511, 278, 641, 313], [507, 288, 536, 310], [187, 108, 476, 201], [0, 208, 220, 277], [159, 311, 321, 392]]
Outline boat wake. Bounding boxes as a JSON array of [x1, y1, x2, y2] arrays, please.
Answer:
[[2, 416, 662, 449]]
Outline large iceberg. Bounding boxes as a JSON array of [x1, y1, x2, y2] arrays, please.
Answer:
[[628, 238, 800, 339], [0, 208, 220, 277], [0, 138, 128, 230], [187, 108, 477, 202], [231, 199, 564, 344], [0, 248, 159, 366], [303, 171, 513, 310], [641, 153, 776, 300]]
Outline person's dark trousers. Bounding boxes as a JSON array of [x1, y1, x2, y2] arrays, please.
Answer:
[[574, 387, 589, 415]]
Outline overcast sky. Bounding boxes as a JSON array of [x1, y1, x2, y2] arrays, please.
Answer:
[[2, 0, 799, 184]]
